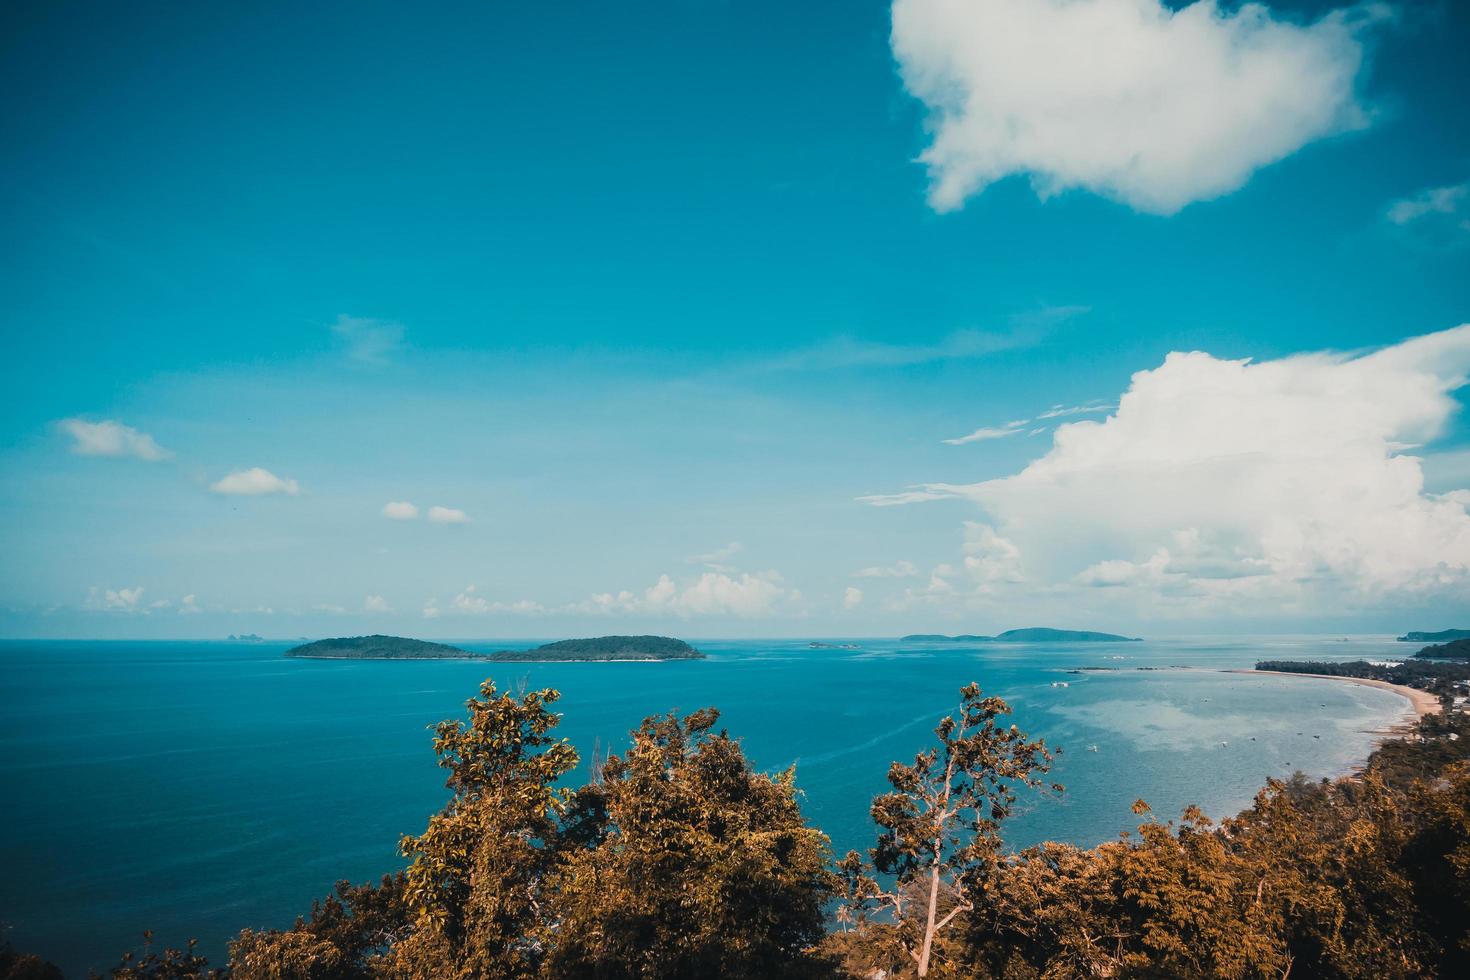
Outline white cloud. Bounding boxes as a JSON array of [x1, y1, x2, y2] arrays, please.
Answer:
[[87, 586, 145, 611], [59, 419, 170, 461], [891, 0, 1381, 215], [1037, 402, 1114, 420], [382, 501, 420, 520], [866, 325, 1470, 615], [364, 594, 392, 613], [943, 422, 1027, 445], [427, 505, 469, 524], [331, 315, 404, 364], [843, 586, 864, 609], [584, 571, 792, 619], [179, 594, 201, 615], [210, 467, 300, 496], [1387, 182, 1468, 226], [421, 600, 441, 619], [689, 542, 744, 570], [1385, 181, 1470, 243], [853, 560, 919, 579], [446, 585, 545, 615]]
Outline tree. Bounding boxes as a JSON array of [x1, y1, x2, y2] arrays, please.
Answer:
[[385, 681, 578, 980], [837, 683, 1059, 977], [545, 708, 835, 979]]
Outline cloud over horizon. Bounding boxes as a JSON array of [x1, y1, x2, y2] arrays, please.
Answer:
[[891, 0, 1382, 215], [866, 325, 1470, 616]]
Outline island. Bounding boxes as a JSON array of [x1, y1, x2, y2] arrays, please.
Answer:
[[226, 633, 265, 643], [286, 635, 475, 659], [1399, 628, 1470, 643], [1415, 637, 1470, 660], [901, 628, 1141, 643], [487, 636, 704, 662], [284, 634, 705, 662]]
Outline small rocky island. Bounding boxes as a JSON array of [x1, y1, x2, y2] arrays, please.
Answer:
[[284, 634, 704, 662], [901, 627, 1141, 643]]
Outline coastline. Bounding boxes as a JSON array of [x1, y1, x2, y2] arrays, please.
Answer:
[[1224, 668, 1441, 753]]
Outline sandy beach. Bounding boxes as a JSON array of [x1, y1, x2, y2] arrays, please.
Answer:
[[1225, 668, 1441, 744]]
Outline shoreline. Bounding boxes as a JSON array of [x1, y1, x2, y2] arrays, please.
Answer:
[[1223, 668, 1441, 753]]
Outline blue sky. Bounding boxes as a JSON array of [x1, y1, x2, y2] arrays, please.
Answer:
[[2, 0, 1469, 638]]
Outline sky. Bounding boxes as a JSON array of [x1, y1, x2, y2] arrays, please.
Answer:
[[2, 0, 1469, 639]]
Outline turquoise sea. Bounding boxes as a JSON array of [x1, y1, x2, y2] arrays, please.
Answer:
[[0, 636, 1417, 976]]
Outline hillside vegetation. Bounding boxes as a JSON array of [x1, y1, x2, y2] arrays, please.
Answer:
[[36, 670, 1470, 979]]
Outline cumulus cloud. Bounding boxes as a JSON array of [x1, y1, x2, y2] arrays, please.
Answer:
[[179, 594, 201, 615], [210, 468, 300, 496], [332, 315, 404, 364], [445, 585, 545, 615], [59, 419, 170, 461], [583, 571, 792, 619], [844, 586, 864, 609], [86, 586, 145, 612], [891, 0, 1382, 215], [427, 506, 469, 524], [853, 560, 919, 579], [382, 501, 420, 520], [364, 594, 392, 613], [865, 325, 1470, 614]]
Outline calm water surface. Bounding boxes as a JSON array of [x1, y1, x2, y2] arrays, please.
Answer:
[[0, 635, 1414, 976]]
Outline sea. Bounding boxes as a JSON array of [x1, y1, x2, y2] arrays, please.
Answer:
[[0, 635, 1419, 977]]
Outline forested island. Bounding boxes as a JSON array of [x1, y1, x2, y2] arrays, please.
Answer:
[[284, 634, 704, 662], [26, 674, 1470, 979], [1398, 628, 1470, 642], [285, 635, 475, 659], [488, 636, 704, 662], [1416, 637, 1470, 660], [902, 627, 1141, 643]]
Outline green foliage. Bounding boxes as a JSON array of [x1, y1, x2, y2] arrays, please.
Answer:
[[547, 707, 834, 978], [836, 683, 1059, 977], [39, 676, 1470, 980], [488, 636, 704, 662], [388, 681, 579, 979]]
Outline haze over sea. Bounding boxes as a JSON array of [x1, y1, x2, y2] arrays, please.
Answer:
[[2, 634, 1414, 977]]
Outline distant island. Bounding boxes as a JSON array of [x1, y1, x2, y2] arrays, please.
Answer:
[[901, 628, 1142, 643], [487, 636, 704, 662], [226, 633, 264, 643], [284, 634, 704, 662], [1415, 637, 1470, 661], [1399, 628, 1470, 643], [286, 635, 475, 659]]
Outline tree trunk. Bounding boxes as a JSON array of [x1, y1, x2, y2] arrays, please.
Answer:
[[916, 861, 941, 976]]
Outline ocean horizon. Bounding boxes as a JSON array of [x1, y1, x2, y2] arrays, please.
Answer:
[[1, 633, 1417, 977]]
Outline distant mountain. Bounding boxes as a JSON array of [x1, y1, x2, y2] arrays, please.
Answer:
[[227, 633, 265, 642], [900, 628, 1141, 643], [1398, 628, 1470, 642], [489, 636, 704, 662], [1414, 637, 1470, 660], [286, 635, 476, 659]]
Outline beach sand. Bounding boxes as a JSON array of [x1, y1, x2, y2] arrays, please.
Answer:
[[1225, 668, 1441, 747]]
